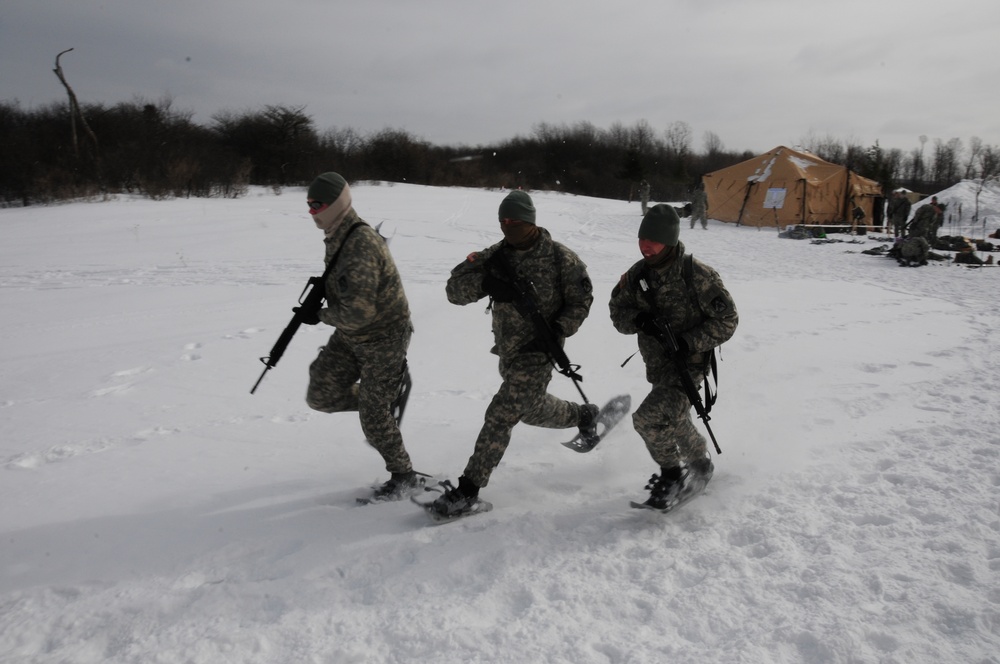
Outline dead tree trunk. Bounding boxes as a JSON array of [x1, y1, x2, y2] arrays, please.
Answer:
[[53, 48, 100, 161]]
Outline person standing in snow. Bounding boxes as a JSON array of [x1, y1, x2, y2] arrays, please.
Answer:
[[690, 183, 708, 230], [609, 204, 738, 509], [428, 191, 597, 518], [302, 172, 423, 503], [640, 180, 651, 215], [887, 190, 912, 238]]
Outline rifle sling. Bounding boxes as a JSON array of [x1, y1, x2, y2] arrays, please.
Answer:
[[320, 221, 365, 297]]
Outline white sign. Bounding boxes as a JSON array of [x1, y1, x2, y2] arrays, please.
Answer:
[[764, 188, 787, 209]]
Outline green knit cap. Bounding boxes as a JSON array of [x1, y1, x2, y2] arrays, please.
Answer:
[[638, 204, 681, 246], [307, 172, 348, 204], [498, 191, 536, 224]]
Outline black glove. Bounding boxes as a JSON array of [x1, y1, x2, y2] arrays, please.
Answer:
[[293, 306, 321, 326], [674, 335, 690, 356], [482, 273, 519, 303], [633, 311, 659, 337]]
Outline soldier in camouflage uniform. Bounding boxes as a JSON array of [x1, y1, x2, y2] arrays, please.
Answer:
[[690, 183, 708, 230], [609, 204, 738, 509], [429, 191, 597, 517], [302, 172, 422, 502], [898, 202, 936, 266], [887, 190, 912, 238]]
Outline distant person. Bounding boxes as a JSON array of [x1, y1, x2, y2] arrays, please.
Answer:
[[691, 183, 708, 230], [897, 201, 936, 267], [427, 191, 598, 519], [929, 196, 945, 240], [887, 191, 912, 238], [640, 180, 651, 215], [609, 205, 738, 510], [303, 172, 423, 503], [850, 200, 866, 235]]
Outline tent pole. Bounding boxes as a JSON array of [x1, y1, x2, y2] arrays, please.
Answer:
[[799, 178, 807, 226], [737, 181, 754, 226]]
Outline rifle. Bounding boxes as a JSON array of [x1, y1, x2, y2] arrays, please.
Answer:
[[251, 222, 362, 394], [637, 276, 722, 454], [490, 249, 590, 404]]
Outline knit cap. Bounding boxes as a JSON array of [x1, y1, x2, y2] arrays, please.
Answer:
[[498, 191, 536, 225], [307, 172, 348, 204], [638, 204, 680, 246]]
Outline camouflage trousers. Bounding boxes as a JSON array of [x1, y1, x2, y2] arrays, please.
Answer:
[[306, 327, 413, 474], [633, 369, 707, 469], [463, 352, 580, 488]]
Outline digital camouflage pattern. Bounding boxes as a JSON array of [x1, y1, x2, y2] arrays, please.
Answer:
[[899, 205, 936, 264], [317, 210, 411, 340], [609, 241, 738, 468], [306, 327, 413, 474], [691, 188, 708, 230], [446, 228, 594, 487], [887, 194, 912, 236], [446, 228, 593, 359], [306, 209, 415, 475]]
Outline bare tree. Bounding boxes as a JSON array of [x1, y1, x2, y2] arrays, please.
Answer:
[[664, 121, 692, 159], [964, 136, 983, 179], [703, 130, 724, 156], [52, 48, 99, 161]]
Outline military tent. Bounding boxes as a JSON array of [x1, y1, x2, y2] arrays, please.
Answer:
[[702, 146, 883, 229]]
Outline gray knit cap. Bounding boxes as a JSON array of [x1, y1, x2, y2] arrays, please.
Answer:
[[498, 191, 536, 224], [307, 172, 348, 204], [638, 204, 681, 246]]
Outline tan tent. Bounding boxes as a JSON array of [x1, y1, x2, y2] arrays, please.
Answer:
[[702, 146, 883, 229]]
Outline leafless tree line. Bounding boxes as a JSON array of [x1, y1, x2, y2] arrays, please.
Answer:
[[2, 94, 997, 207]]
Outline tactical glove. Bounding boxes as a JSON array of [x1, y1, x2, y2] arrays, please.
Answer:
[[482, 273, 519, 303], [293, 306, 321, 325], [633, 311, 659, 337]]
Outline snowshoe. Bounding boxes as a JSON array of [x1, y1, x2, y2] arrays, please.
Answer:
[[356, 470, 429, 505], [411, 479, 493, 524], [562, 394, 632, 453], [630, 459, 714, 514]]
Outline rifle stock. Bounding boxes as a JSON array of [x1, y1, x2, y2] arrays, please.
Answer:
[[638, 277, 722, 454]]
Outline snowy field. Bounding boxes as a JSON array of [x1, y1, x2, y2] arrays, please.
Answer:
[[1, 182, 998, 663]]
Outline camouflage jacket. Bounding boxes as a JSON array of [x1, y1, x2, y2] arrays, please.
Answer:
[[888, 196, 911, 221], [908, 205, 936, 239], [317, 209, 412, 342], [691, 189, 708, 215], [609, 242, 738, 384], [446, 228, 593, 359]]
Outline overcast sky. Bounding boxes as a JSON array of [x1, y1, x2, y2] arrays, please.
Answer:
[[4, 0, 999, 156]]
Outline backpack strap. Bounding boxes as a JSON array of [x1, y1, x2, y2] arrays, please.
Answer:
[[321, 221, 365, 297]]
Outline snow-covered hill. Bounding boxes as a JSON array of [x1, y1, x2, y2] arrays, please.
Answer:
[[1, 183, 997, 663]]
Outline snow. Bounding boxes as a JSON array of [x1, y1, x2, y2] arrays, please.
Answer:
[[1, 182, 998, 664]]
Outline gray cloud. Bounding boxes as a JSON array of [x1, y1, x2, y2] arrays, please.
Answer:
[[3, 0, 999, 155]]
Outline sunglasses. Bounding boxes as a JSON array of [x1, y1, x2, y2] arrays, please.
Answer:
[[308, 200, 327, 211]]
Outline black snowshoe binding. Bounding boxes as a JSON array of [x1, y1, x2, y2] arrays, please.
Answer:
[[630, 459, 714, 514], [357, 470, 429, 505], [562, 394, 632, 453], [412, 478, 493, 523]]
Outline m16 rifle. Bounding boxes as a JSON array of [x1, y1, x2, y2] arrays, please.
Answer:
[[637, 276, 721, 454], [491, 249, 590, 405]]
